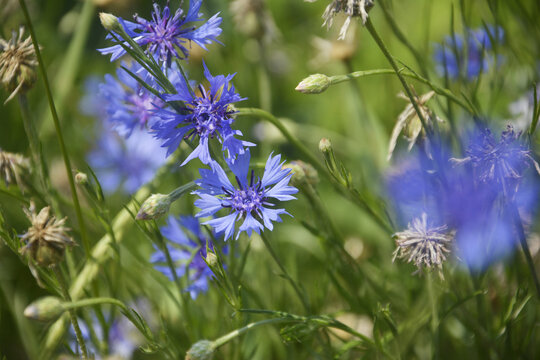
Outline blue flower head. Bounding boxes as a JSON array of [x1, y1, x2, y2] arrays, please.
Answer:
[[434, 26, 504, 80], [97, 62, 163, 137], [87, 126, 168, 194], [153, 62, 254, 165], [99, 0, 222, 67], [151, 215, 219, 299], [194, 151, 298, 240]]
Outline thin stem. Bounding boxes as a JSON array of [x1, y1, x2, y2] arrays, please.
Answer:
[[330, 69, 477, 115], [52, 266, 88, 360], [511, 204, 540, 298], [213, 318, 292, 349], [426, 272, 440, 359], [259, 232, 311, 313], [365, 19, 431, 135], [18, 0, 91, 257]]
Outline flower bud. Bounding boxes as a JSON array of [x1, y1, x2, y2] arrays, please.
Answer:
[[74, 172, 88, 185], [319, 138, 332, 153], [205, 252, 218, 268], [283, 160, 319, 187], [24, 296, 65, 322], [295, 74, 331, 94], [136, 193, 171, 220], [185, 340, 215, 360], [99, 12, 122, 33]]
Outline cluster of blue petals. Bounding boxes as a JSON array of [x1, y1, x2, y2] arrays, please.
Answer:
[[387, 125, 539, 271], [151, 215, 219, 299], [99, 0, 222, 67], [153, 62, 254, 165], [194, 151, 298, 240], [433, 26, 504, 80]]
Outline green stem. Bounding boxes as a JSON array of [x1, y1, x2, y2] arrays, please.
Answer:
[[213, 317, 292, 349], [365, 19, 430, 135], [18, 0, 91, 257], [511, 204, 540, 298], [52, 266, 88, 360], [330, 69, 476, 115], [168, 181, 197, 202], [426, 272, 439, 359], [259, 232, 311, 313]]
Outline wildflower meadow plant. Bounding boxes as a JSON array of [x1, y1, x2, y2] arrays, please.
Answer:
[[3, 0, 540, 359]]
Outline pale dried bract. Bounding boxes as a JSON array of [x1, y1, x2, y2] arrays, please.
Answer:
[[0, 150, 30, 187]]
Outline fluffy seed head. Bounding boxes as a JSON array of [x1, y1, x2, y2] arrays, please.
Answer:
[[20, 204, 75, 267], [392, 213, 453, 276], [0, 27, 38, 102]]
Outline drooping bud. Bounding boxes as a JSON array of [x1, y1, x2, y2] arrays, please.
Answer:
[[283, 160, 319, 188], [295, 74, 331, 94], [136, 193, 171, 220], [24, 296, 65, 322], [99, 12, 122, 33], [185, 340, 215, 360]]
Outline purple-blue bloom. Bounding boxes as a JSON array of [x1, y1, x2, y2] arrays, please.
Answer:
[[87, 125, 168, 194], [194, 151, 298, 240], [434, 26, 503, 80], [151, 216, 217, 299], [153, 62, 254, 165], [98, 0, 222, 67], [98, 62, 163, 137]]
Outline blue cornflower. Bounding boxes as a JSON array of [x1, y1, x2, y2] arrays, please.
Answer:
[[434, 26, 503, 80], [151, 215, 217, 299], [87, 125, 168, 194], [100, 62, 164, 136], [194, 151, 298, 240], [153, 62, 254, 165], [453, 125, 540, 196], [99, 1, 222, 67]]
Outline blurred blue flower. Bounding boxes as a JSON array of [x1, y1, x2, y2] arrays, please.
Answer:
[[194, 151, 298, 240], [152, 62, 254, 165], [151, 215, 217, 299], [87, 126, 168, 194], [99, 1, 222, 67], [386, 126, 540, 272], [434, 26, 504, 80]]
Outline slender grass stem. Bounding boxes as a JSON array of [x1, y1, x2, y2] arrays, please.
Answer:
[[18, 0, 91, 257], [52, 266, 88, 360], [259, 232, 311, 313], [511, 204, 540, 298], [365, 19, 431, 135]]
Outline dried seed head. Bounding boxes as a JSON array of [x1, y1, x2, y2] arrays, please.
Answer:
[[0, 150, 30, 187], [0, 27, 38, 103], [20, 204, 75, 267], [320, 0, 376, 40], [230, 0, 279, 41], [392, 213, 453, 276]]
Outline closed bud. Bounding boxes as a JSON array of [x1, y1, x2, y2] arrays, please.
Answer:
[[24, 296, 65, 321], [205, 251, 218, 268], [319, 138, 332, 153], [185, 340, 215, 360], [283, 160, 319, 187], [74, 172, 88, 185], [136, 193, 171, 220], [99, 12, 122, 33], [295, 74, 331, 94]]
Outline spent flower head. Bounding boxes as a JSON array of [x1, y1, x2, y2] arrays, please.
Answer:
[[99, 1, 222, 67], [153, 62, 253, 165], [393, 213, 453, 275], [0, 150, 30, 187], [194, 151, 298, 240], [309, 0, 375, 40], [0, 27, 38, 102], [20, 204, 75, 267]]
